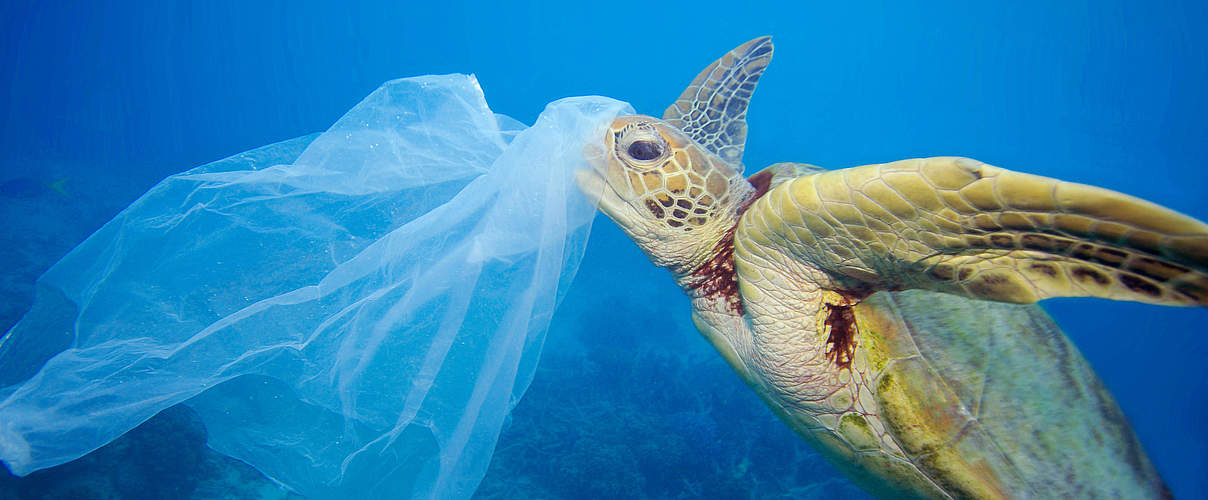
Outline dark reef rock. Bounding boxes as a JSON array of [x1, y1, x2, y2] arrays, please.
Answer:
[[0, 405, 298, 500]]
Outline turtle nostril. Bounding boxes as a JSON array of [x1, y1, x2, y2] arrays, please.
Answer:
[[627, 140, 663, 161]]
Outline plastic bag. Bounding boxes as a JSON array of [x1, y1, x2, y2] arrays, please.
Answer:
[[0, 73, 632, 499]]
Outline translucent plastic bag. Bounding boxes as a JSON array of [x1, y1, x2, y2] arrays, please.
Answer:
[[0, 74, 632, 499]]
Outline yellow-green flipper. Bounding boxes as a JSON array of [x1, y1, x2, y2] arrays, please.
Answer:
[[744, 157, 1208, 306], [579, 37, 1197, 498]]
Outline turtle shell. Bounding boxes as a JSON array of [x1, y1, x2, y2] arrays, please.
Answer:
[[826, 289, 1171, 498]]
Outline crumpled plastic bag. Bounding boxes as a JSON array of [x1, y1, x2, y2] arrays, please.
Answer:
[[0, 73, 633, 499]]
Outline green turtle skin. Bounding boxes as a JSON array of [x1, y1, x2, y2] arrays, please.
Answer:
[[577, 37, 1208, 499]]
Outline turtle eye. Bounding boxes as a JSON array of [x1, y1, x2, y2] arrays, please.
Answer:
[[627, 140, 663, 161]]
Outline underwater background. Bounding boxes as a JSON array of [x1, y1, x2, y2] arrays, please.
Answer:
[[1, 1, 1205, 498]]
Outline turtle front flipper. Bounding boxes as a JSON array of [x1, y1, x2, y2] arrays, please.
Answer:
[[663, 36, 773, 168], [740, 156, 1208, 306]]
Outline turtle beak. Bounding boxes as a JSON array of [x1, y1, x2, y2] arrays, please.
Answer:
[[575, 140, 608, 201], [574, 167, 607, 204], [576, 144, 644, 232], [575, 165, 632, 229]]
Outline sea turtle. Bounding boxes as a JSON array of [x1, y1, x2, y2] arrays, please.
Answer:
[[576, 36, 1208, 498]]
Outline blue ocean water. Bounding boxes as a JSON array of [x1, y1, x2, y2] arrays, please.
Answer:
[[1, 1, 1205, 499]]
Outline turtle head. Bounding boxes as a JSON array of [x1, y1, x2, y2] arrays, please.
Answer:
[[577, 114, 754, 279], [578, 36, 772, 286]]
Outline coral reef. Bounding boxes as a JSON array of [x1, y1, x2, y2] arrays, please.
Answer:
[[0, 405, 297, 500]]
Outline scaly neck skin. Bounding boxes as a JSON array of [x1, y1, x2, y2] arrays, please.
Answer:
[[686, 237, 843, 410], [656, 176, 757, 290], [665, 171, 795, 395], [675, 171, 851, 412], [668, 172, 765, 303]]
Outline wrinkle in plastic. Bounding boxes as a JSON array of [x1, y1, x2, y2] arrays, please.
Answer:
[[0, 74, 632, 498]]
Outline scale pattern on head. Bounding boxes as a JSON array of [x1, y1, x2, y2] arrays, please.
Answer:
[[595, 35, 775, 233], [602, 116, 740, 231], [581, 37, 774, 278], [663, 36, 773, 169]]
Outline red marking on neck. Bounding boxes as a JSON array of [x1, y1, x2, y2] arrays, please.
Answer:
[[741, 170, 774, 216], [687, 170, 775, 315]]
